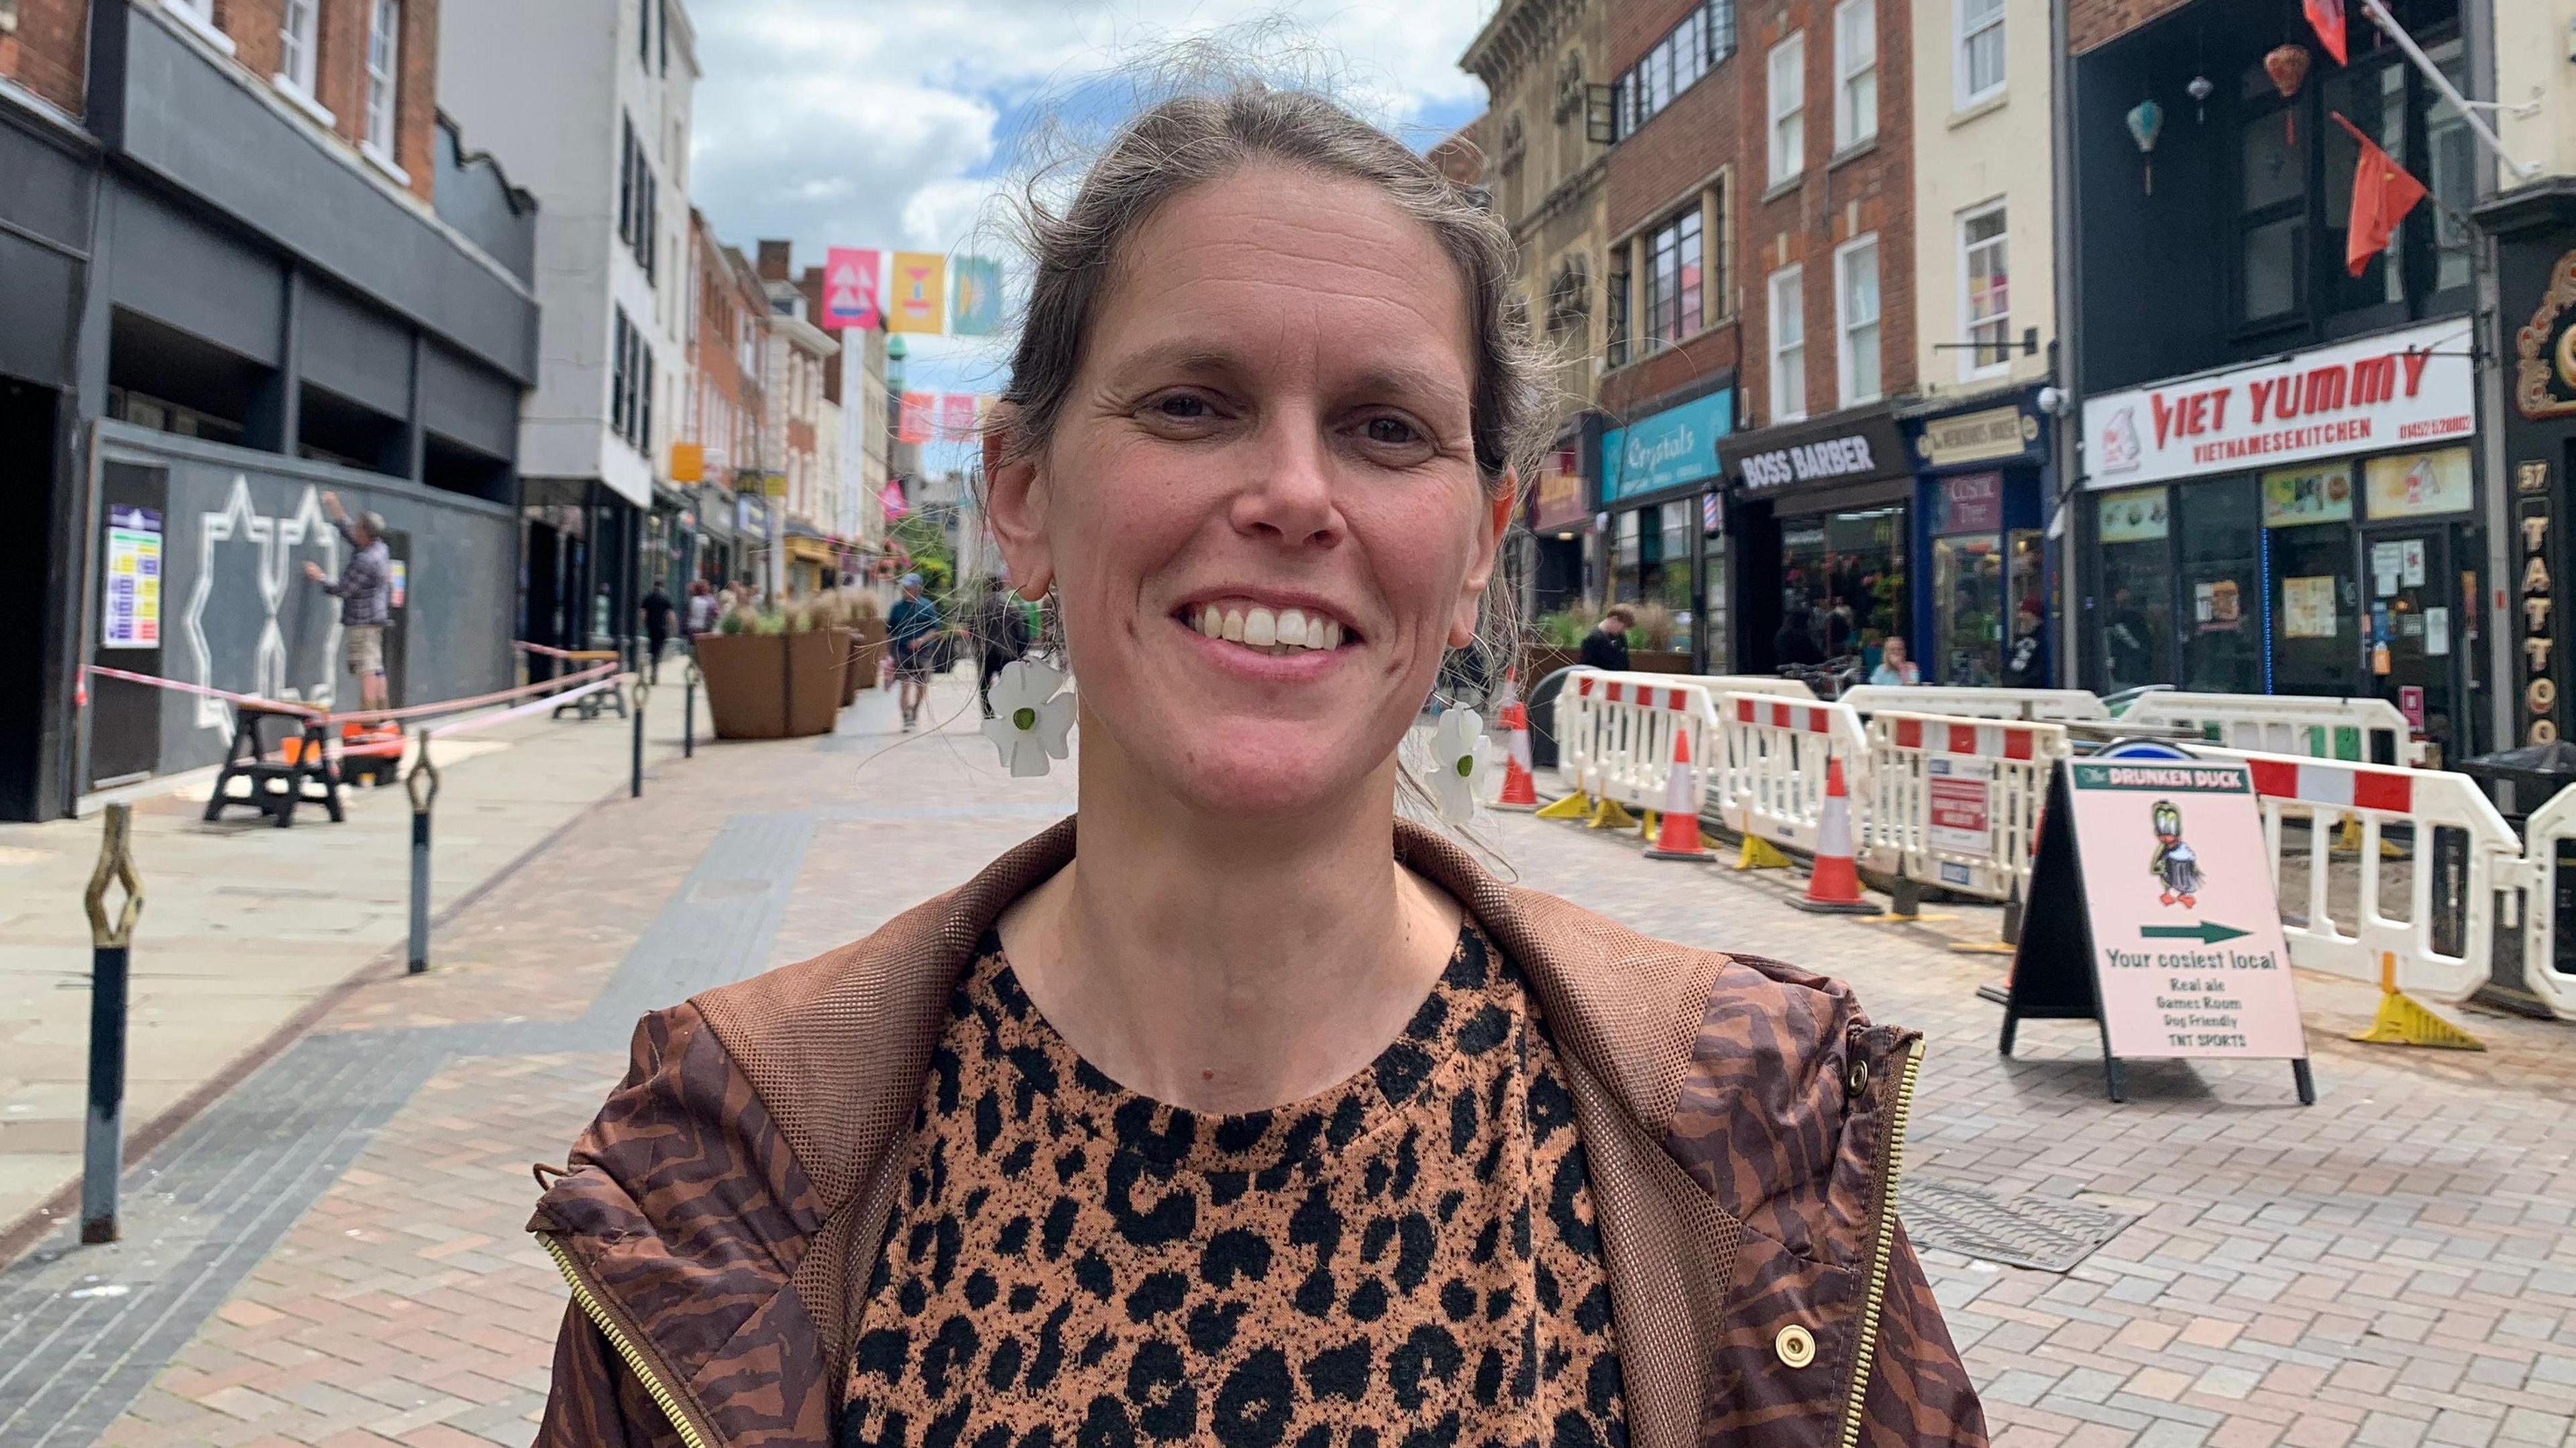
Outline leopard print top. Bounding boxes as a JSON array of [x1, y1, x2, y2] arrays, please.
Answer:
[[838, 925, 1628, 1448]]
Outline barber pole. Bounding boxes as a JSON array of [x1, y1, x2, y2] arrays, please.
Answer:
[[1492, 671, 1540, 810], [1643, 730, 1712, 860], [1790, 756, 1876, 913]]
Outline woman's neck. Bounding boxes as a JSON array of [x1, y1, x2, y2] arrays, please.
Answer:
[[997, 721, 1460, 1115]]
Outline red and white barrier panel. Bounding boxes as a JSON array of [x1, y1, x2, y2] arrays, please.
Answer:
[[1711, 692, 1871, 856], [1552, 670, 1716, 818], [2194, 746, 2517, 1005], [2510, 784, 2576, 1022], [1863, 710, 2070, 902]]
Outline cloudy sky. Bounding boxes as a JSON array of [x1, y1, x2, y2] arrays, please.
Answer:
[[683, 0, 1495, 474]]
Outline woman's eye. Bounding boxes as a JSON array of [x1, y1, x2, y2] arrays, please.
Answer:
[[1149, 394, 1212, 421], [1362, 416, 1420, 446]]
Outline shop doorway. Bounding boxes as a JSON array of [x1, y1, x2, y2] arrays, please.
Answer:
[[2361, 522, 2467, 765], [2269, 522, 2363, 697]]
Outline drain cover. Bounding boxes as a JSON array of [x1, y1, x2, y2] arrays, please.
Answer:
[[1899, 1178, 2139, 1273]]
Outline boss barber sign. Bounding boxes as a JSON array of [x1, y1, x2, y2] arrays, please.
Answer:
[[1724, 410, 1910, 495]]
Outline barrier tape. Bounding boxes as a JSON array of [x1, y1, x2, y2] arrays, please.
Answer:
[[80, 658, 614, 730], [426, 673, 624, 740], [81, 665, 318, 717]]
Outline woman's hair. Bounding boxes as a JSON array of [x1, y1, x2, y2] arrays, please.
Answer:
[[1604, 604, 1638, 626]]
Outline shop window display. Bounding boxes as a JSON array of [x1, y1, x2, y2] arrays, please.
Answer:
[[2178, 478, 2261, 693], [2095, 486, 2171, 692], [1780, 506, 1906, 667], [2264, 462, 2362, 695]]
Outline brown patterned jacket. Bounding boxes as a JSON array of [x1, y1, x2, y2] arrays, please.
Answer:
[[529, 818, 1988, 1448]]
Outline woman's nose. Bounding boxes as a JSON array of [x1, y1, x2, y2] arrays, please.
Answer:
[[1228, 419, 1342, 548]]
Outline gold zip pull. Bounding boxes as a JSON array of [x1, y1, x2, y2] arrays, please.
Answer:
[[1835, 1036, 1924, 1448]]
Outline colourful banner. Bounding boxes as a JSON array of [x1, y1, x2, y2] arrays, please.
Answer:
[[888, 252, 945, 335], [937, 394, 979, 441], [951, 256, 1004, 336], [880, 479, 910, 519], [898, 392, 934, 444], [822, 247, 880, 330]]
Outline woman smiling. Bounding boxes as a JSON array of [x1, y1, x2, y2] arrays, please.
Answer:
[[531, 82, 1986, 1448]]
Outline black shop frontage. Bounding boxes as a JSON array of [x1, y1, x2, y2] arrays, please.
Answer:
[[1719, 406, 1913, 676], [2481, 182, 2576, 756]]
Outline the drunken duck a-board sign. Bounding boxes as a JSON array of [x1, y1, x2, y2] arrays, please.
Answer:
[[2002, 751, 2314, 1104]]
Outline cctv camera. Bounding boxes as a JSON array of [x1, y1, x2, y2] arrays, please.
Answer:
[[2037, 386, 2070, 417]]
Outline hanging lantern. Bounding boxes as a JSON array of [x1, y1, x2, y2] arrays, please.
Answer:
[[2187, 74, 2214, 123], [2265, 43, 2311, 142], [2126, 99, 2165, 196]]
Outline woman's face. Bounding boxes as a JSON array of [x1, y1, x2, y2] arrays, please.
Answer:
[[992, 162, 1502, 818]]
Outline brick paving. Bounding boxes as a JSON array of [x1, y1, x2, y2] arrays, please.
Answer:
[[1, 675, 2569, 1447]]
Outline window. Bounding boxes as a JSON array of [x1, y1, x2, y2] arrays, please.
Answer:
[[1833, 0, 1876, 151], [612, 310, 637, 446], [1836, 235, 1880, 405], [658, 0, 669, 76], [1606, 251, 1633, 368], [364, 0, 401, 156], [279, 0, 319, 96], [1768, 266, 1806, 422], [1768, 34, 1805, 186], [639, 0, 651, 66], [1960, 203, 2009, 376], [1641, 208, 1705, 348], [617, 117, 658, 282], [1609, 0, 1735, 141], [1956, 0, 2004, 107]]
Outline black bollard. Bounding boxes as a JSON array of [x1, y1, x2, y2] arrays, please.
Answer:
[[683, 662, 698, 759], [631, 678, 649, 798], [81, 802, 143, 1244], [405, 729, 440, 974]]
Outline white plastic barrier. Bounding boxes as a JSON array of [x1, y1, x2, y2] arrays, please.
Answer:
[[1711, 692, 1872, 856], [1840, 685, 2110, 722], [2190, 746, 2516, 1004], [2510, 785, 2576, 1021], [1862, 712, 2070, 901], [1678, 675, 1817, 702], [2123, 691, 2425, 767], [1552, 670, 1715, 816]]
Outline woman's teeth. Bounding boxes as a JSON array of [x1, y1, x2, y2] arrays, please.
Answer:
[[1189, 604, 1344, 655]]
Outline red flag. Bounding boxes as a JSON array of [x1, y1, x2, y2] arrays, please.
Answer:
[[2335, 113, 2424, 277], [2305, 0, 2347, 66]]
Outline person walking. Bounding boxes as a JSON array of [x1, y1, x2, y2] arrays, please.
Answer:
[[1578, 602, 1633, 671], [299, 490, 392, 713], [886, 571, 941, 731], [638, 580, 674, 682], [533, 82, 1983, 1448], [973, 575, 1031, 718], [683, 579, 716, 639]]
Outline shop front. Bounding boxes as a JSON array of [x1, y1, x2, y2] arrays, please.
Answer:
[[2481, 186, 2576, 752], [1597, 383, 1733, 669], [2080, 317, 2485, 762], [1905, 395, 2055, 686], [1523, 444, 1589, 624], [1719, 406, 1913, 676]]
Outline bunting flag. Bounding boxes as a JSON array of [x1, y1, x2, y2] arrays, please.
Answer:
[[937, 393, 980, 441], [2334, 111, 2425, 277], [898, 392, 935, 443], [951, 256, 1004, 336], [889, 252, 946, 335], [2305, 0, 2347, 66], [822, 247, 880, 330], [880, 479, 910, 519]]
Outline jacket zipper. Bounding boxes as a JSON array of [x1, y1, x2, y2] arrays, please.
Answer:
[[538, 1232, 721, 1448], [1835, 1036, 1924, 1448]]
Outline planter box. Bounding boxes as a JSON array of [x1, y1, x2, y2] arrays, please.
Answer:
[[829, 627, 859, 706], [694, 631, 843, 739]]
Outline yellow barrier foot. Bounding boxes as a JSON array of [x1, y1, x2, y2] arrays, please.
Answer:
[[2349, 990, 2486, 1050], [1534, 792, 1589, 821], [1587, 799, 1639, 831], [1949, 940, 2018, 954], [1638, 810, 1657, 841], [1866, 912, 1960, 924], [1735, 836, 1792, 871], [2329, 817, 2410, 860]]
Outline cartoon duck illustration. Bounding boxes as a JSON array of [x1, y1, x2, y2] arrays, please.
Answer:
[[2149, 799, 2200, 908]]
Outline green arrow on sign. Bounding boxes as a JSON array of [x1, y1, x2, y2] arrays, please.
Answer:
[[2140, 922, 2251, 944]]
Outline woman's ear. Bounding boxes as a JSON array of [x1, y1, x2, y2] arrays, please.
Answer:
[[1448, 469, 1517, 649], [983, 406, 1054, 601]]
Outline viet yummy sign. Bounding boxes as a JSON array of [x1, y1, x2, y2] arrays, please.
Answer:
[[1600, 390, 1732, 504], [2082, 319, 2475, 488]]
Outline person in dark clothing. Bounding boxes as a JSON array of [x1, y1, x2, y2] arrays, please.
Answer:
[[2002, 596, 2047, 689], [888, 573, 943, 731], [1577, 604, 1633, 672], [973, 577, 1032, 718], [639, 583, 674, 681], [1774, 606, 1826, 667]]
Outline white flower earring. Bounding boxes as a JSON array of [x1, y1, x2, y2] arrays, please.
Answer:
[[1429, 706, 1493, 825], [981, 658, 1075, 777]]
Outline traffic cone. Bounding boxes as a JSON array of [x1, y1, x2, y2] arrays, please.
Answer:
[[1644, 730, 1713, 860], [1790, 756, 1877, 914], [1492, 673, 1540, 812]]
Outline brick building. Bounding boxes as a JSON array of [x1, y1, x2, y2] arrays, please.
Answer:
[[681, 210, 768, 590], [751, 243, 841, 598], [0, 0, 537, 816]]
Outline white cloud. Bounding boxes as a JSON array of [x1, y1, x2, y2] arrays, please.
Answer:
[[684, 0, 1493, 456]]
